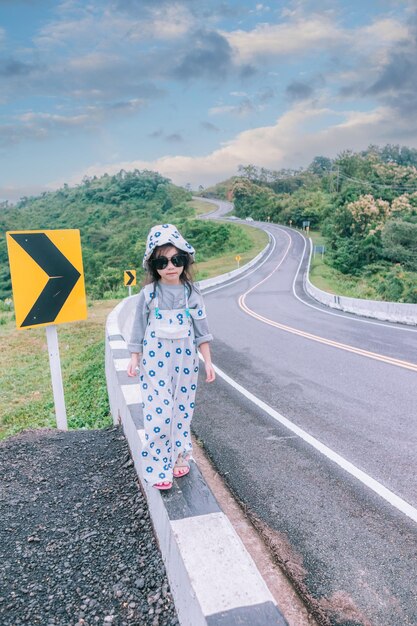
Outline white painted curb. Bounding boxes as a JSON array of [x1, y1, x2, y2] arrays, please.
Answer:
[[105, 243, 287, 626], [304, 237, 417, 325]]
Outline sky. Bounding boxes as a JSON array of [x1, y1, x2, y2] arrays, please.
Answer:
[[1, 0, 417, 202]]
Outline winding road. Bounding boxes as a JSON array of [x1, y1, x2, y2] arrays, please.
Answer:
[[193, 200, 417, 626]]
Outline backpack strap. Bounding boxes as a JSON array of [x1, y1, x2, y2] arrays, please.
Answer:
[[143, 283, 158, 310]]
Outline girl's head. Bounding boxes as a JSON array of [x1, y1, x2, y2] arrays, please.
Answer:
[[143, 224, 195, 288], [147, 243, 194, 285]]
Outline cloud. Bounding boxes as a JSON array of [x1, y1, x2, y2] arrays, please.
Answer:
[[0, 58, 40, 77], [223, 12, 410, 72], [223, 15, 345, 63], [166, 133, 183, 143], [0, 123, 46, 146], [125, 4, 195, 40], [0, 182, 56, 204], [0, 111, 97, 147], [338, 12, 417, 116], [108, 98, 146, 113], [286, 81, 314, 101], [209, 89, 274, 117], [148, 129, 163, 139], [209, 97, 257, 117], [71, 101, 417, 189], [0, 99, 146, 147], [250, 3, 271, 14], [239, 64, 257, 79], [85, 104, 302, 185], [172, 30, 233, 80], [35, 2, 194, 49], [358, 17, 409, 46], [19, 111, 91, 126], [258, 87, 275, 103], [200, 121, 220, 132], [113, 0, 246, 21], [148, 129, 184, 143], [112, 0, 184, 10], [0, 48, 165, 106]]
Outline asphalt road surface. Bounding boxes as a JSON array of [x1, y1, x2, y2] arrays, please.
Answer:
[[193, 202, 417, 626]]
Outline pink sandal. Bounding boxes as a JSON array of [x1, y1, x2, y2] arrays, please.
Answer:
[[173, 455, 190, 479], [153, 481, 172, 490]]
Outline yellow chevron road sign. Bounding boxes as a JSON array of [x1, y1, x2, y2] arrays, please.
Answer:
[[124, 269, 136, 286], [6, 229, 87, 330]]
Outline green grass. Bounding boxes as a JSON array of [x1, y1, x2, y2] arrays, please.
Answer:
[[194, 222, 269, 279], [309, 230, 381, 299], [1, 220, 268, 440], [0, 300, 116, 440], [188, 198, 218, 215]]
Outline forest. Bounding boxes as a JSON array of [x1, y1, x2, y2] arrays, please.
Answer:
[[205, 145, 417, 303], [1, 170, 251, 301], [3, 144, 417, 305]]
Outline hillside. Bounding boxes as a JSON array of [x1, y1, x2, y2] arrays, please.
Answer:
[[1, 170, 252, 301], [229, 146, 417, 303], [200, 176, 239, 201]]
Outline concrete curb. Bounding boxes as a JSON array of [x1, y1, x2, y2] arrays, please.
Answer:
[[304, 237, 417, 325], [105, 242, 287, 626]]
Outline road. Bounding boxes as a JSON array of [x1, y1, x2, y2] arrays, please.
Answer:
[[193, 201, 417, 626]]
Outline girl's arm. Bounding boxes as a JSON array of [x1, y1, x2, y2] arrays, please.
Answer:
[[199, 342, 215, 383], [127, 352, 142, 377], [127, 289, 148, 377]]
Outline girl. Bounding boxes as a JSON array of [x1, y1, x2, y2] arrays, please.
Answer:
[[127, 223, 215, 490]]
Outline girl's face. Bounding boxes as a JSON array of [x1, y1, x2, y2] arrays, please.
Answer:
[[155, 245, 184, 285]]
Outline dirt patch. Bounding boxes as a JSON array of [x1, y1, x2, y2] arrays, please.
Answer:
[[319, 592, 373, 626]]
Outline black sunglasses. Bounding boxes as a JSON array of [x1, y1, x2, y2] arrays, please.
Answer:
[[150, 253, 188, 270]]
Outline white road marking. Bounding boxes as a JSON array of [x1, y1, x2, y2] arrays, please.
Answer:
[[202, 356, 417, 525], [203, 232, 278, 295], [277, 224, 417, 333]]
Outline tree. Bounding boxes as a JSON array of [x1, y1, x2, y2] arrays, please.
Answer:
[[308, 156, 332, 176], [381, 220, 417, 271]]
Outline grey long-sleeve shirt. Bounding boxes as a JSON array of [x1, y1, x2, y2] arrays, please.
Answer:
[[127, 282, 213, 354]]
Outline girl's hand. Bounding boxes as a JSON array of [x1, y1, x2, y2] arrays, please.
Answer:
[[127, 354, 140, 377], [205, 362, 216, 383]]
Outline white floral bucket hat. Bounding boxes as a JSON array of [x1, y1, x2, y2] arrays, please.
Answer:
[[142, 223, 196, 269]]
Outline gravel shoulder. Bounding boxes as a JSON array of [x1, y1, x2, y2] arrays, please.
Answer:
[[0, 426, 178, 626]]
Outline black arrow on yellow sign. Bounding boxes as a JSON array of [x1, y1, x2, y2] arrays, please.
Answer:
[[125, 270, 135, 286], [10, 233, 81, 327]]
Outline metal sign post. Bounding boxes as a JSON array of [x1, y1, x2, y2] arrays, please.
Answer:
[[235, 254, 241, 268], [314, 245, 326, 260], [6, 229, 87, 432], [45, 325, 68, 430]]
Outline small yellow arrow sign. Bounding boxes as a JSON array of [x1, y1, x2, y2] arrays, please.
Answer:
[[6, 229, 87, 330], [124, 269, 136, 286], [235, 255, 241, 262]]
